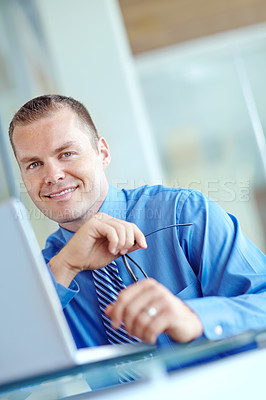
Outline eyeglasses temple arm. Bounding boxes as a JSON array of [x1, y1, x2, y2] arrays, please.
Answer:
[[122, 255, 139, 283], [125, 254, 148, 279], [126, 223, 193, 280], [144, 223, 193, 239]]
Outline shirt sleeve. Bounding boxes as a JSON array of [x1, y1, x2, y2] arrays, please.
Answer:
[[178, 190, 266, 340], [42, 230, 80, 309], [45, 261, 80, 308]]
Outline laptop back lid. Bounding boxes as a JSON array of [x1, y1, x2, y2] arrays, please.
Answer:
[[0, 117, 78, 385], [0, 198, 79, 385]]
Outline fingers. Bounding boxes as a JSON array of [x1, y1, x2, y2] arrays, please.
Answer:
[[106, 281, 149, 329], [53, 212, 147, 286], [93, 213, 147, 256], [105, 278, 203, 344], [105, 279, 167, 341]]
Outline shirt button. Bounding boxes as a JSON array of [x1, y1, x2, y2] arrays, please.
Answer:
[[214, 325, 223, 336]]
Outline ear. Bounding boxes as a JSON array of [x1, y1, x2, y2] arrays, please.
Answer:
[[98, 137, 111, 170]]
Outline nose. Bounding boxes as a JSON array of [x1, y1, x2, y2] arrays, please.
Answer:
[[43, 161, 65, 185]]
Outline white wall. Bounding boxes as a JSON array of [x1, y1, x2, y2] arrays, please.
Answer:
[[2, 0, 164, 247], [135, 25, 266, 251], [35, 0, 163, 189]]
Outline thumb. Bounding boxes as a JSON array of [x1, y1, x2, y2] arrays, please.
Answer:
[[105, 303, 115, 317]]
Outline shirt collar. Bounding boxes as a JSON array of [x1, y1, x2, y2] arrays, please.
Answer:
[[59, 185, 127, 243], [98, 185, 127, 220]]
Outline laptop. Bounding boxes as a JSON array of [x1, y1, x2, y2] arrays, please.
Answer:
[[0, 118, 155, 389]]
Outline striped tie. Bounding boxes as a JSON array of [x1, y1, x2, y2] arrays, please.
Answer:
[[92, 261, 141, 344], [92, 262, 154, 384]]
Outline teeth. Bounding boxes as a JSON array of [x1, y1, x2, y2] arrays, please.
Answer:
[[49, 187, 75, 198]]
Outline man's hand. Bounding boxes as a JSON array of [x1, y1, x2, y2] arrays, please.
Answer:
[[105, 278, 203, 343], [49, 213, 147, 287]]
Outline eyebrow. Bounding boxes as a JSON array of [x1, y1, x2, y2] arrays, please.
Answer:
[[19, 141, 77, 164]]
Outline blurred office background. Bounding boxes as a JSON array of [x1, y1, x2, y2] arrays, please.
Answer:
[[0, 0, 265, 252]]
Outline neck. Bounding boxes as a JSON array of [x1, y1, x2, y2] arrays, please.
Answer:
[[59, 202, 103, 232], [60, 180, 109, 232]]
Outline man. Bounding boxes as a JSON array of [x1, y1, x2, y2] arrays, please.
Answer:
[[9, 94, 266, 349]]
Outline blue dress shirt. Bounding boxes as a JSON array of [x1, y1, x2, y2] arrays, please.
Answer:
[[42, 185, 266, 348]]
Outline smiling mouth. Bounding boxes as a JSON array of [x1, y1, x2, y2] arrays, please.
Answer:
[[46, 186, 77, 198]]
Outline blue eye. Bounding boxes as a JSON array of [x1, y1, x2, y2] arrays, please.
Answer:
[[63, 152, 72, 158], [29, 161, 39, 169]]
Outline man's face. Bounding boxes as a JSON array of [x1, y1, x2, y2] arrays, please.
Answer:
[[12, 109, 110, 231]]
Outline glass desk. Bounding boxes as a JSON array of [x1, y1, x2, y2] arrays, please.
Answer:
[[1, 329, 266, 400]]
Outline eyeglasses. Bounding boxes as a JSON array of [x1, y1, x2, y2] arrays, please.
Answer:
[[121, 223, 193, 283]]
